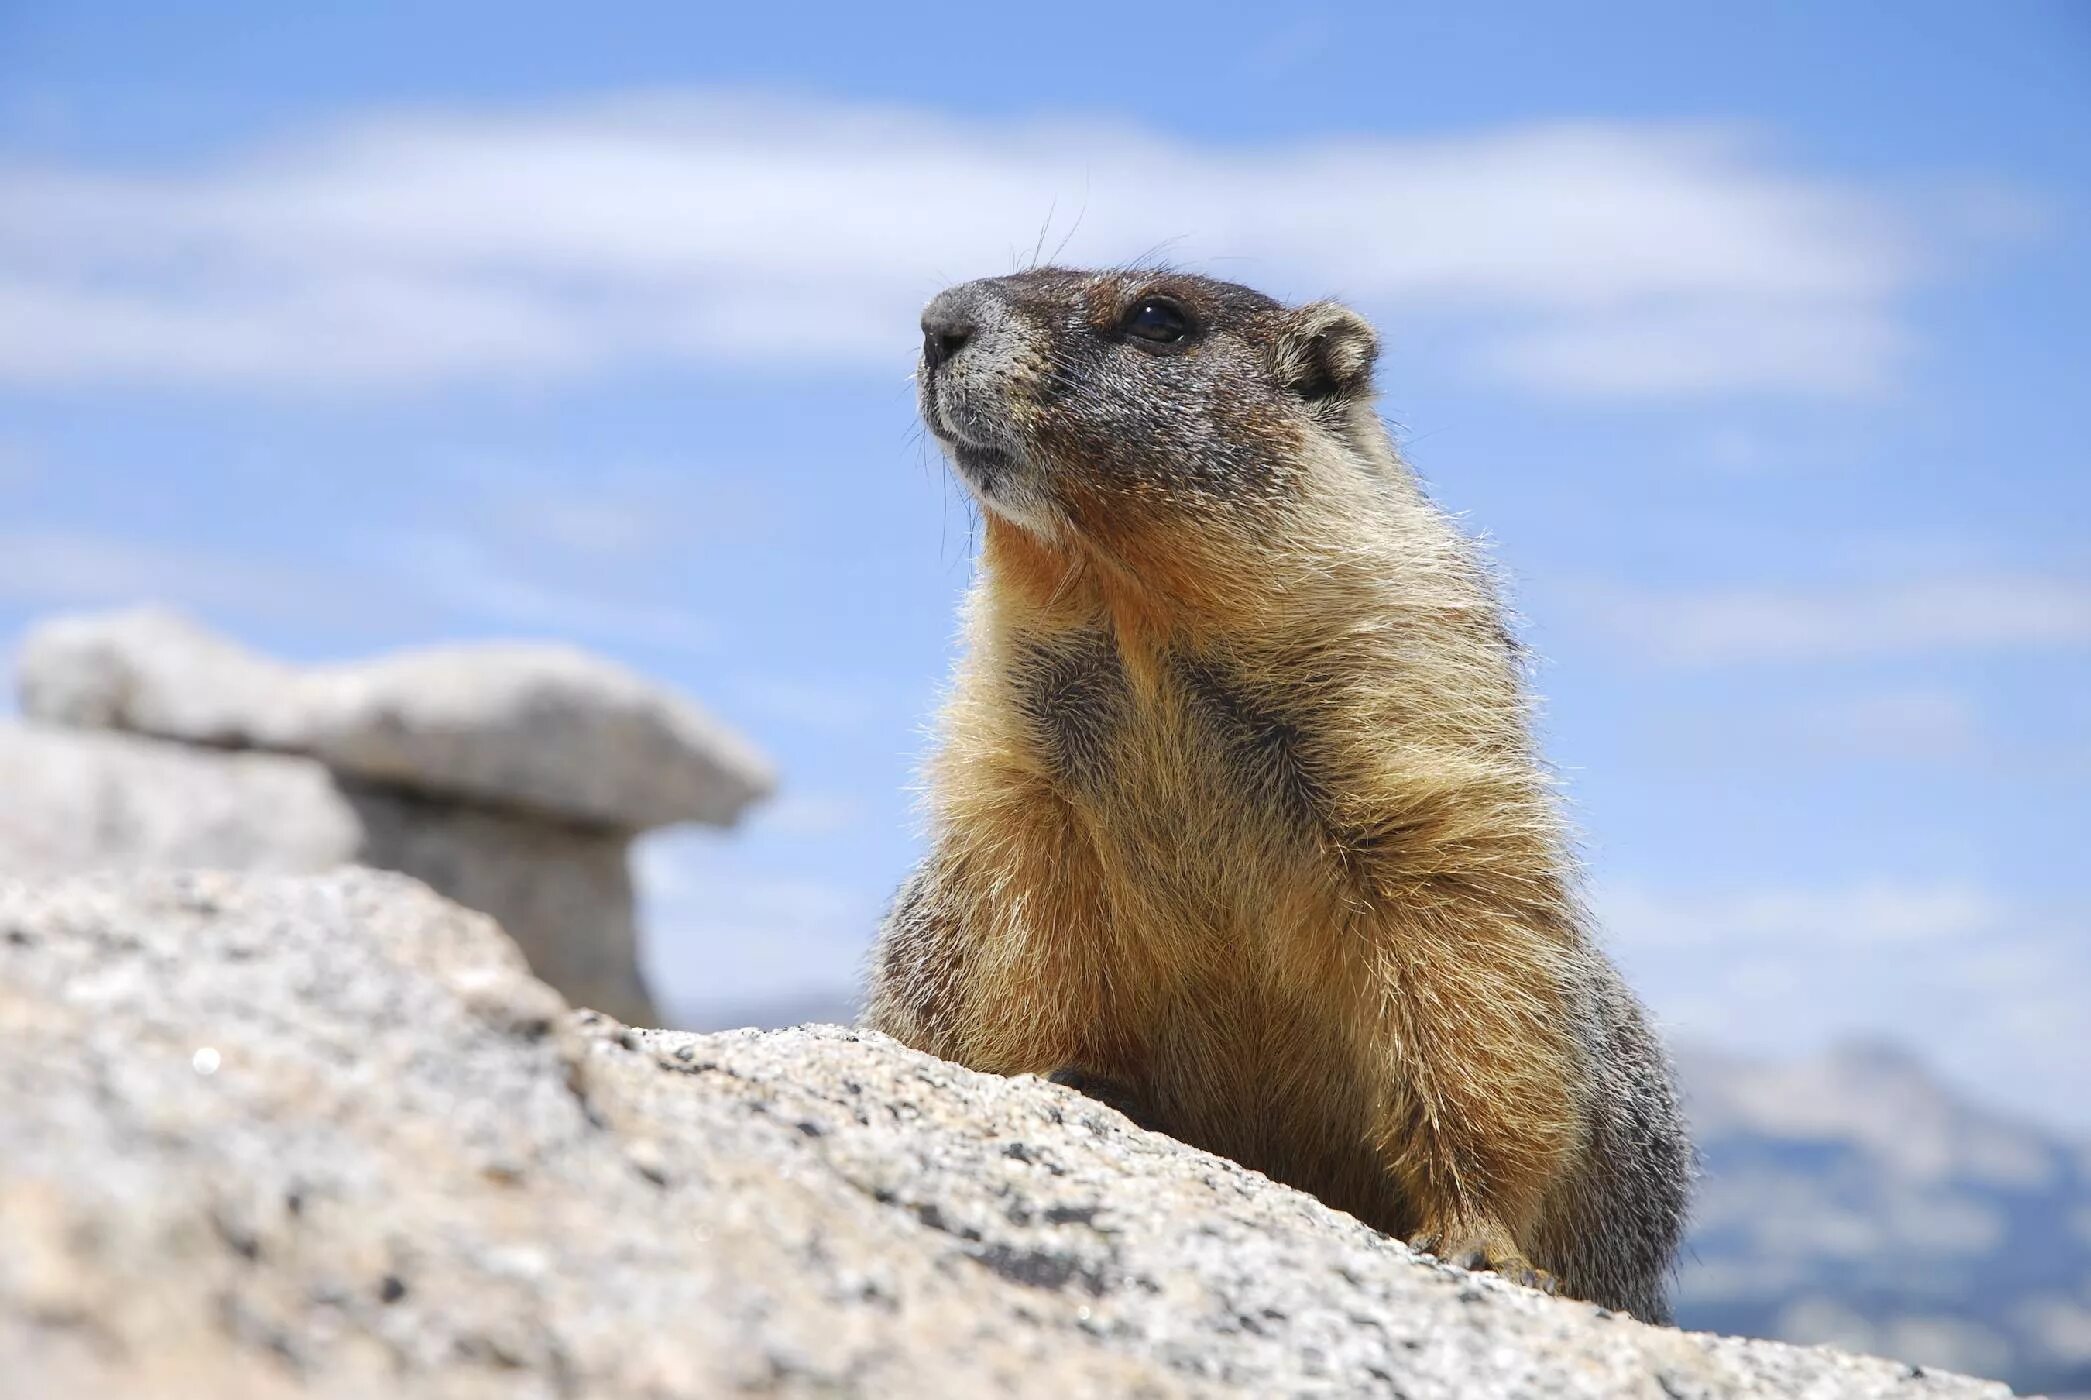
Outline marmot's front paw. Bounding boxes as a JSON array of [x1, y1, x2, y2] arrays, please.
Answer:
[[1410, 1226, 1557, 1295], [1044, 1067, 1163, 1132]]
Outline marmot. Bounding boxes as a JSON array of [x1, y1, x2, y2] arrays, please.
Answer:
[[864, 267, 1692, 1319]]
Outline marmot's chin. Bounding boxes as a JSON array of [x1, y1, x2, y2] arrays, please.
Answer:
[[946, 441, 1056, 536], [947, 439, 1015, 505]]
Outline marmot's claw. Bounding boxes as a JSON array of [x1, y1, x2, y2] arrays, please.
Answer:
[[1512, 1263, 1559, 1294], [1413, 1231, 1555, 1295]]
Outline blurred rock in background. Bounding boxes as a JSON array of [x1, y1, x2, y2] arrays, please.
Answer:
[[0, 607, 775, 1025]]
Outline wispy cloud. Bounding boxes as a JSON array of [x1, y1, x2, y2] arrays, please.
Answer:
[[0, 439, 39, 489], [367, 528, 719, 653], [1603, 878, 2009, 953], [432, 454, 794, 561], [1485, 301, 1909, 398], [1788, 687, 1983, 759], [751, 792, 870, 839], [1598, 879, 2091, 1131], [1568, 574, 2091, 665], [730, 673, 883, 735], [0, 528, 373, 625], [0, 92, 1965, 400], [0, 520, 721, 656]]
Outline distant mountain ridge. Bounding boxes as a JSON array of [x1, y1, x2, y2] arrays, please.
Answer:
[[1678, 1040, 2091, 1395], [678, 991, 860, 1036]]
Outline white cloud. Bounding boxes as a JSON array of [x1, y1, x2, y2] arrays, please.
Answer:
[[1642, 684, 1990, 767], [492, 493, 681, 562], [439, 455, 796, 560], [1485, 301, 1909, 397], [0, 92, 1950, 399], [752, 792, 869, 839], [1602, 878, 2009, 955], [0, 519, 721, 654], [0, 513, 722, 659], [1569, 573, 2091, 664], [1599, 879, 2091, 1132], [0, 439, 39, 489], [731, 673, 882, 734]]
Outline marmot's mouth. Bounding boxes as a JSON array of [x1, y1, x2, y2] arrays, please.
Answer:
[[922, 370, 1037, 510], [927, 387, 1024, 469], [925, 391, 1005, 450]]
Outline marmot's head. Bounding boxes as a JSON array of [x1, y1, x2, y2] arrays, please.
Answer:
[[918, 268, 1387, 562]]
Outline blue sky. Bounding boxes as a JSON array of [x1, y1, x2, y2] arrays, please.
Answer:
[[3, 3, 2087, 1128]]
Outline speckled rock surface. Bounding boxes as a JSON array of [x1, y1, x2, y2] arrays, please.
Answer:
[[17, 607, 774, 829], [0, 870, 2015, 1399]]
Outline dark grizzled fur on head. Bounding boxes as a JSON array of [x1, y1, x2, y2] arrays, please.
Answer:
[[918, 267, 1380, 536]]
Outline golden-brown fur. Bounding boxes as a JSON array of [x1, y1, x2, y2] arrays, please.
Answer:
[[867, 268, 1690, 1318]]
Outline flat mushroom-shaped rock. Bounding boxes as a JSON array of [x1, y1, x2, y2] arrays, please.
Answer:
[[15, 607, 307, 750], [16, 607, 774, 830]]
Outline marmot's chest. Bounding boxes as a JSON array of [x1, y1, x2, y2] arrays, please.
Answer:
[[1007, 629, 1335, 861]]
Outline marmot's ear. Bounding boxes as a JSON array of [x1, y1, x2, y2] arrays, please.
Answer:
[[1273, 301, 1379, 401]]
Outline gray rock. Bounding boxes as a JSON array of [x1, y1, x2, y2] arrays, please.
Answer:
[[0, 721, 360, 874], [14, 606, 310, 750], [346, 783, 653, 1026], [0, 869, 2015, 1399], [17, 607, 774, 830], [0, 720, 656, 1024]]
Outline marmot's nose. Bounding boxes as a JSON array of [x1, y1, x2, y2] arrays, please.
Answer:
[[923, 320, 972, 371], [921, 287, 982, 370]]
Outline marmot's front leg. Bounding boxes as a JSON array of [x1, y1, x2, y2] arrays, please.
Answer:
[[865, 788, 1125, 1078], [871, 873, 1168, 1132], [1408, 1225, 1556, 1294], [862, 867, 965, 1058], [1364, 898, 1583, 1294]]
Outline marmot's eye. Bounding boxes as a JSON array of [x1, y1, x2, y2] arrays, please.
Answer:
[[1119, 297, 1192, 345]]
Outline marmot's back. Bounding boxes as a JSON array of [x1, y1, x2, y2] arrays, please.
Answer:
[[866, 267, 1691, 1320]]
